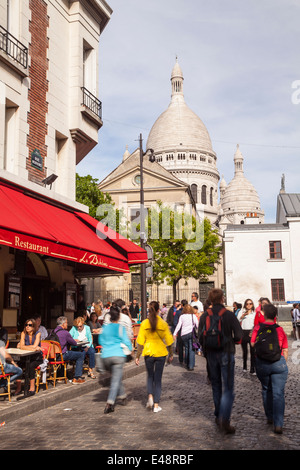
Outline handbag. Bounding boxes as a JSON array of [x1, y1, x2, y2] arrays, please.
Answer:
[[119, 325, 133, 362], [191, 316, 201, 351]]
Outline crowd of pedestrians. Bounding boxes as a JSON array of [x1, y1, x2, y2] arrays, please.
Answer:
[[89, 289, 289, 437], [0, 290, 290, 437]]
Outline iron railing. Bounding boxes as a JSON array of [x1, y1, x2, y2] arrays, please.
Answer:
[[0, 25, 28, 69], [81, 87, 102, 120]]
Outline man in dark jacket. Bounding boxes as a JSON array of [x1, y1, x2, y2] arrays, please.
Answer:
[[54, 316, 86, 384], [166, 300, 180, 333], [129, 299, 139, 319], [199, 288, 242, 434]]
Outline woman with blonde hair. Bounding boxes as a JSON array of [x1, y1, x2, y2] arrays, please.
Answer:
[[173, 304, 199, 371], [70, 316, 96, 379], [135, 301, 173, 413]]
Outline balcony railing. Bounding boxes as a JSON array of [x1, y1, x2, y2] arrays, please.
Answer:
[[0, 25, 28, 69], [81, 87, 102, 120]]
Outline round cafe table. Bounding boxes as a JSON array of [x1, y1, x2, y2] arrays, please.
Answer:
[[6, 348, 40, 398]]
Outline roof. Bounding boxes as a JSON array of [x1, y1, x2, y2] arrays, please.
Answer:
[[225, 223, 288, 232], [278, 193, 300, 217]]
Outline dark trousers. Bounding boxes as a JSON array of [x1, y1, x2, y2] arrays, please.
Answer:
[[144, 356, 165, 404], [241, 330, 255, 372], [206, 350, 235, 422], [177, 335, 184, 363]]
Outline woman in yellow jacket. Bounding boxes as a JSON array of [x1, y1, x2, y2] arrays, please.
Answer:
[[135, 301, 174, 412]]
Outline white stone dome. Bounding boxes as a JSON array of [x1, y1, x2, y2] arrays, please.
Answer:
[[221, 175, 262, 212], [221, 145, 263, 214], [146, 60, 215, 157]]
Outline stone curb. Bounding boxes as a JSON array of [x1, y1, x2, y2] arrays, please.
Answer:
[[0, 361, 146, 424]]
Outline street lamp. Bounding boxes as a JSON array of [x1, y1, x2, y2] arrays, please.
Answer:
[[139, 133, 155, 320]]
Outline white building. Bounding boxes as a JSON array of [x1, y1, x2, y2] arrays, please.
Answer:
[[0, 1, 147, 333], [224, 190, 300, 319]]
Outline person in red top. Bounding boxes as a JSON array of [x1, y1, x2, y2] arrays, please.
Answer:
[[251, 303, 288, 434], [254, 297, 271, 326]]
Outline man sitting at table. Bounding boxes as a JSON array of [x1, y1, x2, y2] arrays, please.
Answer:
[[53, 316, 86, 384]]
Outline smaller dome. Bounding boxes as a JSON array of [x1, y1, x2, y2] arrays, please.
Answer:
[[220, 175, 227, 189], [221, 175, 262, 212], [221, 145, 263, 214]]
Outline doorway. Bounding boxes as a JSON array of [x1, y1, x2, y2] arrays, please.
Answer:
[[19, 278, 50, 330]]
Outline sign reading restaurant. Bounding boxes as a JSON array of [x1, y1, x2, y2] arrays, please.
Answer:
[[0, 228, 129, 273]]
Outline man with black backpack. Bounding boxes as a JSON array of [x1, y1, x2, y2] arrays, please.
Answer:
[[199, 288, 242, 434]]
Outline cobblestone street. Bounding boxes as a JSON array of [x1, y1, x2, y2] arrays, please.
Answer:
[[0, 339, 299, 453]]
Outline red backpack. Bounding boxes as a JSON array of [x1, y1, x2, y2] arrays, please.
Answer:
[[202, 308, 227, 350]]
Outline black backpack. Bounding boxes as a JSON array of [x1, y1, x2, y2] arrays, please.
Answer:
[[202, 308, 227, 350], [45, 328, 61, 344], [254, 323, 281, 362]]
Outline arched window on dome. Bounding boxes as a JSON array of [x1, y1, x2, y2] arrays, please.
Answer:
[[210, 187, 213, 206], [191, 184, 198, 203], [201, 185, 207, 205]]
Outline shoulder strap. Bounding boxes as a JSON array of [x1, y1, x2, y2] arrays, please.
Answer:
[[219, 308, 227, 317]]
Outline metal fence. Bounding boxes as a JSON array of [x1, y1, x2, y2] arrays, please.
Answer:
[[0, 25, 28, 68], [85, 285, 212, 307], [82, 87, 102, 119]]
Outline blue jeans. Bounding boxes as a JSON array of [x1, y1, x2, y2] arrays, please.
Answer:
[[144, 356, 165, 404], [206, 350, 235, 422], [181, 332, 195, 369], [255, 355, 288, 428], [0, 363, 23, 387], [63, 350, 85, 378], [103, 356, 126, 405], [84, 346, 95, 369]]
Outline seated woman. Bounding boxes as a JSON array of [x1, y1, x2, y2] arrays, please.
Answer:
[[18, 318, 43, 396], [69, 317, 96, 379]]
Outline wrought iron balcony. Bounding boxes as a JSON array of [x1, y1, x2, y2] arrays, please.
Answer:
[[0, 25, 28, 69], [81, 87, 102, 120]]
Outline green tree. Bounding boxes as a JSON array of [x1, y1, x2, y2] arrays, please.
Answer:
[[76, 174, 112, 219], [145, 203, 221, 302]]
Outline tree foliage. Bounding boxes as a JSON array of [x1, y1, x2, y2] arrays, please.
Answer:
[[145, 203, 222, 301], [75, 174, 112, 219]]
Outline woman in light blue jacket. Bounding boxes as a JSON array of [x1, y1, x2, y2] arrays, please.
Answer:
[[99, 306, 133, 414], [69, 316, 96, 378]]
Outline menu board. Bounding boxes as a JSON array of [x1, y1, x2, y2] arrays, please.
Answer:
[[7, 276, 21, 308], [65, 283, 77, 311]]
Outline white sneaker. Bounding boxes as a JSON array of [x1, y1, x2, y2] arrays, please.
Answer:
[[153, 406, 162, 413]]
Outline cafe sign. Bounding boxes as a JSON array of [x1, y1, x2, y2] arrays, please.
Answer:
[[31, 149, 43, 170], [0, 227, 129, 273]]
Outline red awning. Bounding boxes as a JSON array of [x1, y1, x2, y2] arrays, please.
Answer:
[[0, 182, 147, 273], [75, 212, 148, 264]]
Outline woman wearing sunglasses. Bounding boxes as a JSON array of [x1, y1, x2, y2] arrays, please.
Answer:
[[18, 318, 43, 396], [237, 300, 256, 374]]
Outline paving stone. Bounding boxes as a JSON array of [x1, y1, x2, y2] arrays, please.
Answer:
[[0, 339, 298, 451]]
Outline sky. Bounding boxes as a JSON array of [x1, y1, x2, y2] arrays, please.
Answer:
[[77, 0, 300, 223]]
